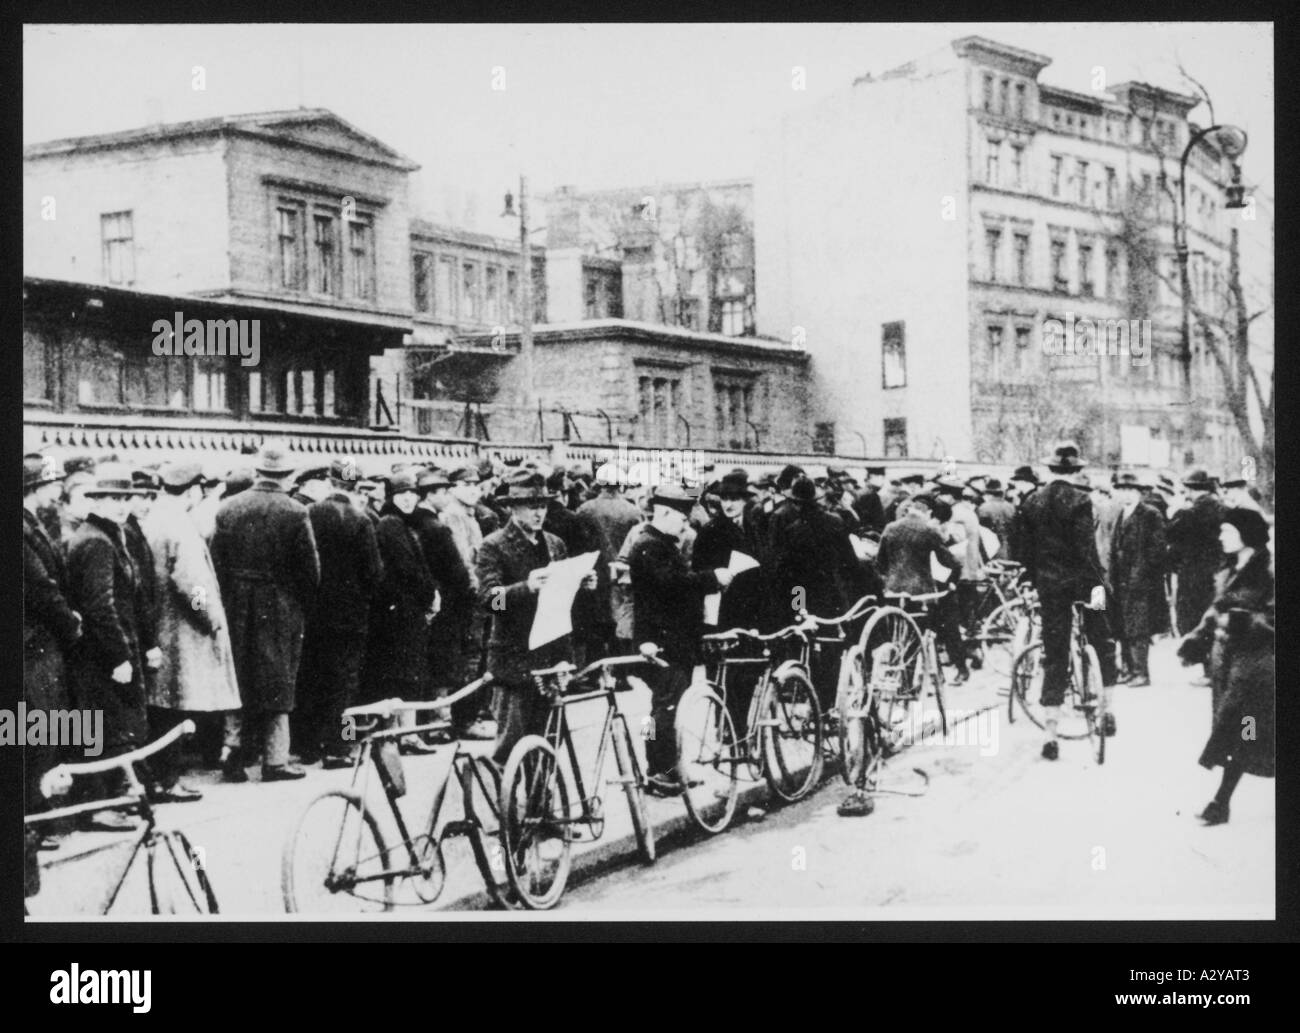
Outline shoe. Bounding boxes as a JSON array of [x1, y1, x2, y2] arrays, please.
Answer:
[[950, 671, 970, 686], [1041, 740, 1059, 761], [321, 753, 355, 770], [84, 810, 140, 832], [644, 773, 685, 797], [1127, 676, 1151, 688], [1189, 675, 1212, 688], [837, 791, 875, 817], [262, 763, 307, 782], [150, 784, 204, 804], [399, 738, 440, 756], [453, 719, 497, 742], [1101, 712, 1117, 737], [1116, 670, 1134, 684], [37, 832, 67, 851], [1197, 800, 1229, 825], [221, 762, 249, 783]]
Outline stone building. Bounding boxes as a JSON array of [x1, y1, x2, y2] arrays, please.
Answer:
[[757, 35, 1251, 470]]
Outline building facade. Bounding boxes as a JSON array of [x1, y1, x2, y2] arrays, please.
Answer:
[[757, 35, 1249, 471]]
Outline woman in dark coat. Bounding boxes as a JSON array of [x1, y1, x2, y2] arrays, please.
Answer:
[[1176, 508, 1274, 825], [364, 472, 438, 710]]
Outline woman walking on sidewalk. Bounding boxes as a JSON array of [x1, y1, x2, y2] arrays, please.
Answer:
[[1176, 508, 1274, 826]]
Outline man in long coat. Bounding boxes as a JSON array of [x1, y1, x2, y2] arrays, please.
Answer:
[[1108, 474, 1168, 686], [65, 464, 160, 826], [297, 458, 383, 766], [141, 462, 242, 800], [576, 464, 643, 658], [1167, 469, 1226, 640], [23, 456, 82, 829], [211, 442, 320, 781]]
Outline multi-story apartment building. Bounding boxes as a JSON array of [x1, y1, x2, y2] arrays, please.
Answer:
[[757, 35, 1249, 471]]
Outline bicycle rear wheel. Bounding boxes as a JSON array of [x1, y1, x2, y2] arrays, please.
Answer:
[[1082, 645, 1106, 765], [464, 757, 513, 908], [928, 637, 948, 737], [759, 667, 823, 803], [612, 716, 656, 863], [282, 790, 394, 913], [148, 831, 218, 914], [860, 607, 925, 747], [979, 600, 1023, 678], [836, 645, 876, 789], [500, 736, 573, 910], [676, 686, 739, 834]]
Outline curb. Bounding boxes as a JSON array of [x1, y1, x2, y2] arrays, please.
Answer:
[[437, 692, 1004, 911]]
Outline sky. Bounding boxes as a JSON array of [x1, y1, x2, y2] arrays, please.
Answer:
[[24, 22, 1272, 284]]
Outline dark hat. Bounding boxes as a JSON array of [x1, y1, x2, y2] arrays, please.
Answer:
[[1010, 465, 1039, 485], [500, 470, 555, 505], [775, 464, 805, 493], [754, 472, 776, 491], [416, 467, 453, 492], [254, 440, 296, 476], [63, 455, 96, 478], [225, 467, 255, 494], [899, 473, 925, 487], [907, 492, 936, 513], [131, 469, 162, 494], [387, 470, 421, 496], [866, 466, 886, 478], [933, 475, 965, 497], [789, 475, 817, 503], [1112, 471, 1148, 491], [1046, 443, 1085, 474], [85, 463, 150, 497], [827, 465, 848, 478], [1182, 469, 1215, 491], [448, 463, 481, 485], [965, 475, 988, 488], [650, 482, 697, 516], [1219, 474, 1248, 489], [1222, 507, 1270, 549], [476, 458, 497, 481], [294, 465, 330, 486], [159, 461, 204, 490], [984, 478, 1003, 492], [545, 468, 568, 494], [329, 458, 360, 488], [23, 455, 65, 491]]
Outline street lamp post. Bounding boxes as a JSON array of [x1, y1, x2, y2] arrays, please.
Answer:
[[1174, 124, 1248, 403], [502, 177, 537, 436]]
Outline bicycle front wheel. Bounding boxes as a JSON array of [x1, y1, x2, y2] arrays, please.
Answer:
[[928, 637, 948, 737], [1083, 645, 1106, 765], [836, 645, 877, 789], [759, 667, 823, 803], [500, 736, 574, 910], [148, 831, 218, 914], [676, 686, 739, 834], [612, 716, 656, 863], [282, 790, 394, 914]]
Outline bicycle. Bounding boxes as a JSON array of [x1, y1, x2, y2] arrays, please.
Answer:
[[498, 645, 666, 910], [1008, 602, 1107, 763], [281, 673, 510, 913], [26, 721, 218, 915], [676, 611, 834, 834], [966, 560, 1034, 677]]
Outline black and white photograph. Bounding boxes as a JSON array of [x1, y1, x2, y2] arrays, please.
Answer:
[[18, 19, 1276, 937]]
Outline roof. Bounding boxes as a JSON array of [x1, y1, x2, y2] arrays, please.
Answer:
[[409, 218, 521, 253], [24, 108, 420, 171], [462, 318, 807, 361]]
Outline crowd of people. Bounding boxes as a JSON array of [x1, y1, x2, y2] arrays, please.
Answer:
[[22, 438, 1274, 853]]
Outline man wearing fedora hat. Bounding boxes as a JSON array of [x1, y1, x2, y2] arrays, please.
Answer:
[[1011, 445, 1116, 758], [630, 482, 734, 794], [211, 441, 321, 781], [977, 478, 1016, 560], [65, 464, 162, 826], [1167, 469, 1226, 644], [23, 455, 84, 837], [576, 463, 643, 659], [1109, 473, 1168, 687], [852, 467, 888, 535], [477, 470, 598, 765]]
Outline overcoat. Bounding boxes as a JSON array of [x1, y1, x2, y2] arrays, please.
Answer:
[[141, 494, 242, 712], [65, 514, 149, 749], [211, 480, 320, 711], [629, 524, 720, 667], [1178, 549, 1274, 777], [1168, 493, 1227, 634], [367, 504, 437, 690], [305, 493, 384, 637], [691, 507, 768, 632], [1009, 480, 1105, 599], [24, 509, 81, 712], [768, 500, 872, 620], [1108, 501, 1169, 640]]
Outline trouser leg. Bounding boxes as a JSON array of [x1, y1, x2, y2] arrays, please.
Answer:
[[935, 594, 968, 676], [644, 664, 691, 777], [491, 681, 547, 767], [1129, 636, 1150, 679], [1081, 604, 1118, 686], [1214, 758, 1244, 806], [263, 712, 291, 769], [1038, 589, 1071, 709], [146, 706, 186, 790], [316, 634, 365, 757]]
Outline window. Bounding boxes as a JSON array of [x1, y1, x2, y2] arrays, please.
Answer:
[[1014, 326, 1032, 373], [249, 358, 342, 417], [1105, 247, 1121, 299], [1014, 82, 1026, 119], [1050, 156, 1063, 197], [506, 268, 518, 323], [987, 324, 1004, 377], [882, 321, 906, 389], [986, 141, 1000, 185], [24, 330, 54, 403], [638, 371, 683, 445], [1014, 233, 1030, 285], [485, 266, 501, 323], [714, 377, 755, 448], [123, 349, 184, 410], [1105, 167, 1118, 208], [982, 74, 993, 111], [436, 257, 455, 318], [985, 228, 1001, 281], [462, 262, 480, 321], [812, 422, 836, 455], [412, 252, 432, 313], [1075, 160, 1089, 204], [347, 219, 374, 300], [999, 79, 1010, 114], [883, 417, 908, 459], [312, 214, 337, 295], [585, 275, 600, 319], [192, 355, 230, 413], [1078, 243, 1094, 297], [1010, 144, 1024, 188], [277, 206, 304, 291], [1051, 239, 1068, 292], [101, 211, 135, 285], [720, 299, 747, 336], [676, 297, 700, 331], [607, 277, 624, 319]]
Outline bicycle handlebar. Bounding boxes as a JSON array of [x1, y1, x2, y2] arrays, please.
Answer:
[[40, 720, 196, 799], [530, 643, 669, 683], [883, 589, 952, 606], [343, 674, 495, 722]]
